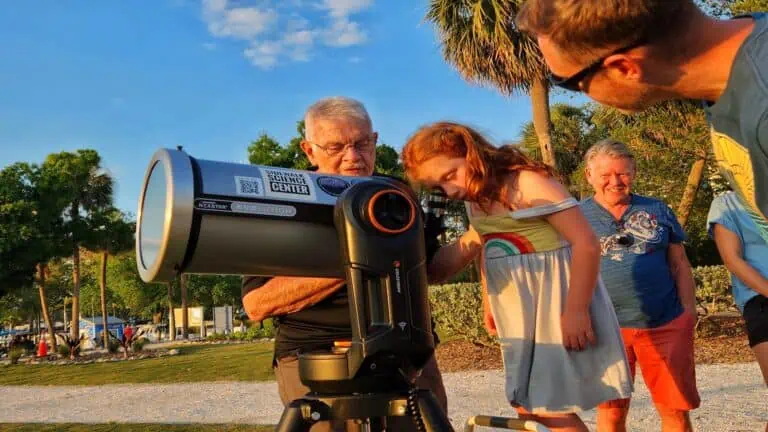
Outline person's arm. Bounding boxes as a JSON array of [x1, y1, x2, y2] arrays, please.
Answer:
[[668, 243, 698, 314], [662, 205, 697, 314], [713, 224, 768, 298], [241, 276, 345, 322], [516, 170, 599, 351], [426, 226, 482, 284]]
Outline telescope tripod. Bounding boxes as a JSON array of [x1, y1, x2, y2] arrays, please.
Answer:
[[275, 385, 452, 432]]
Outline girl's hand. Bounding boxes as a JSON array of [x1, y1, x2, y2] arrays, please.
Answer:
[[561, 306, 597, 351]]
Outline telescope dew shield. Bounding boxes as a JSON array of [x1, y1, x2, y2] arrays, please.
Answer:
[[135, 148, 383, 283]]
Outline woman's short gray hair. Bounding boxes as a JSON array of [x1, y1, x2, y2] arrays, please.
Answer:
[[304, 96, 372, 141], [584, 139, 636, 168]]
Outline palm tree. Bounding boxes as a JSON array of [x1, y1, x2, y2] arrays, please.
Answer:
[[425, 0, 556, 167], [40, 150, 114, 342]]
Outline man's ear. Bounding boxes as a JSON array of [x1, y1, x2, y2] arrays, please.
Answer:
[[300, 139, 318, 166], [604, 54, 643, 82]]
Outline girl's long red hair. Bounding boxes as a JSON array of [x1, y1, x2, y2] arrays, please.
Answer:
[[402, 122, 555, 210]]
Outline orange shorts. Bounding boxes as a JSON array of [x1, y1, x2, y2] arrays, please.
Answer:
[[598, 311, 701, 411]]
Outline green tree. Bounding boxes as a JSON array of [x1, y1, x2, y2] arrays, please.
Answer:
[[589, 101, 711, 228], [426, 0, 556, 167], [520, 104, 605, 195], [39, 149, 115, 342], [88, 207, 135, 347], [0, 162, 67, 350], [701, 0, 768, 16], [247, 121, 311, 169], [375, 144, 404, 178]]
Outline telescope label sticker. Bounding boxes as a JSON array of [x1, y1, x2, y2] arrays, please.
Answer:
[[261, 168, 317, 201], [234, 176, 264, 197], [316, 176, 350, 197], [195, 199, 297, 218]]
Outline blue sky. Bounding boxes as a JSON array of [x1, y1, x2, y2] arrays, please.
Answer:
[[0, 0, 586, 216]]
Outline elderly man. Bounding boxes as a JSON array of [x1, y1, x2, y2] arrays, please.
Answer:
[[241, 96, 447, 432], [579, 140, 699, 432], [516, 1, 768, 235]]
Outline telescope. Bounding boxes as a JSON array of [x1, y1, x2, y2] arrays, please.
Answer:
[[135, 148, 453, 431]]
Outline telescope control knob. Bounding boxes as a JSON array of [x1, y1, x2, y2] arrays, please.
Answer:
[[366, 189, 416, 235]]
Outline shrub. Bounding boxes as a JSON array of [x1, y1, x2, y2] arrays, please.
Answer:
[[107, 338, 121, 354], [56, 344, 70, 358], [693, 265, 734, 314], [132, 338, 147, 353], [9, 348, 24, 365], [429, 283, 495, 345], [427, 265, 735, 346]]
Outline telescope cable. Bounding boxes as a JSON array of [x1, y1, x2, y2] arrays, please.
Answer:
[[400, 368, 426, 432]]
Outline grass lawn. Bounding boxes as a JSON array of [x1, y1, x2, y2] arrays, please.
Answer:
[[0, 342, 275, 386], [0, 424, 273, 431]]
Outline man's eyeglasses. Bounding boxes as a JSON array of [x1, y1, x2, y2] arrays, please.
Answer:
[[311, 135, 376, 156], [549, 39, 647, 92]]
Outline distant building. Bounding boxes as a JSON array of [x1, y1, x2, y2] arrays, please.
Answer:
[[79, 316, 125, 349]]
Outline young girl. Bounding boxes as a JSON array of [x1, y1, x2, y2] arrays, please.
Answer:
[[403, 122, 633, 432]]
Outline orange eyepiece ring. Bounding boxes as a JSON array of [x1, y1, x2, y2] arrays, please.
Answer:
[[366, 189, 416, 235]]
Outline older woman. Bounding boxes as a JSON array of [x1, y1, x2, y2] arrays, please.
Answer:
[[579, 139, 700, 432]]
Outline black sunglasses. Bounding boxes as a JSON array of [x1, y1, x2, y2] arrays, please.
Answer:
[[549, 39, 647, 92]]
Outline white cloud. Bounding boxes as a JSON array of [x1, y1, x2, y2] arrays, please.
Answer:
[[203, 0, 277, 40], [200, 0, 373, 69], [283, 29, 315, 46], [202, 42, 217, 50], [322, 0, 374, 18], [348, 56, 362, 63], [244, 41, 282, 69], [323, 16, 366, 46]]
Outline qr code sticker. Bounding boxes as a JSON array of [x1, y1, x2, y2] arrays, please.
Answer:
[[234, 176, 264, 197]]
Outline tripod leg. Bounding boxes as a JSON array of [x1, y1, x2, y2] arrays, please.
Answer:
[[275, 399, 327, 432], [415, 389, 454, 432]]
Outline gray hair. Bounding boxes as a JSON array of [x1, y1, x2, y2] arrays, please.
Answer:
[[304, 96, 372, 141], [584, 139, 636, 168]]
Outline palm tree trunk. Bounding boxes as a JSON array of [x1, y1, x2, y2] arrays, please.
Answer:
[[100, 251, 110, 349], [168, 282, 176, 341], [37, 263, 57, 352], [676, 154, 707, 228], [181, 274, 188, 339], [70, 242, 81, 343], [531, 76, 556, 168]]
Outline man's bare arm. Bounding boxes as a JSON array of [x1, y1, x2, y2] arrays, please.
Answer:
[[668, 243, 698, 314], [242, 276, 345, 322]]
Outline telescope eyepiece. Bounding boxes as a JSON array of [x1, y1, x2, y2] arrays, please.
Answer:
[[366, 189, 415, 235]]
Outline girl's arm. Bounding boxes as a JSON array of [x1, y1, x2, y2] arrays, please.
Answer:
[[713, 224, 768, 298], [514, 170, 600, 351], [427, 226, 482, 284]]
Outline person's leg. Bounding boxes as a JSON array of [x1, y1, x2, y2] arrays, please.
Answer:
[[743, 295, 768, 386], [515, 406, 588, 432], [753, 342, 768, 385], [597, 328, 637, 432], [634, 312, 699, 432]]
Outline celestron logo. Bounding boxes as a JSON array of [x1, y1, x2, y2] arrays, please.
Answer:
[[198, 200, 228, 211], [394, 261, 402, 294]]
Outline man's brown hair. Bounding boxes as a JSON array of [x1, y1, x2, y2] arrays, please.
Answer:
[[516, 0, 697, 59]]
